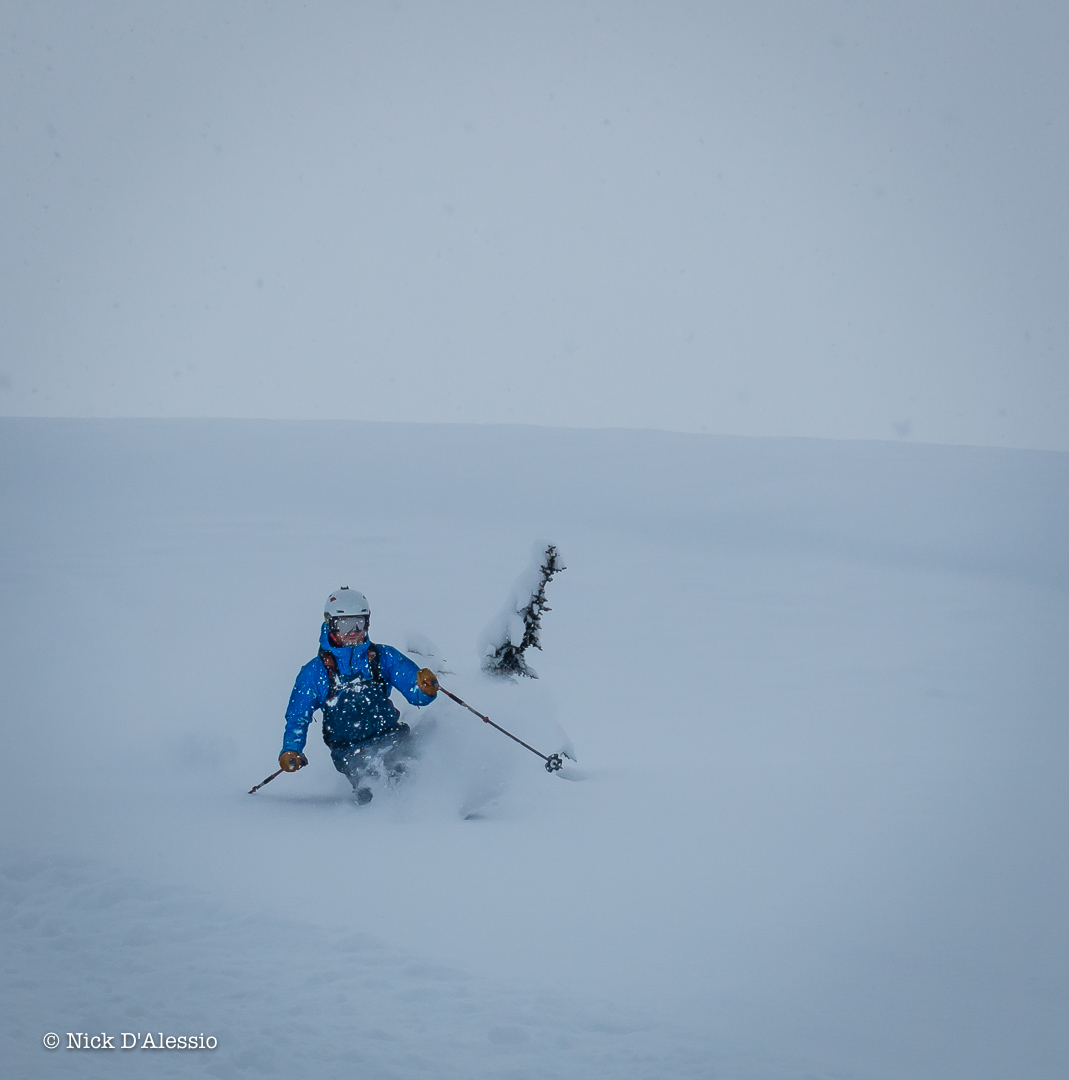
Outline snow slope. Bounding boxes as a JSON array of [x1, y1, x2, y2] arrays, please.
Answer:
[[2, 418, 1067, 1079]]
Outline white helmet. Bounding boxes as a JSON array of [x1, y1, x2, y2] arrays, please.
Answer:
[[324, 586, 371, 619]]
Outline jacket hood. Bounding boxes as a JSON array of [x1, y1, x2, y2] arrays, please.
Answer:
[[319, 622, 371, 658]]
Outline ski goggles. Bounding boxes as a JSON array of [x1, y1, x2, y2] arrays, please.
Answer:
[[330, 614, 368, 634]]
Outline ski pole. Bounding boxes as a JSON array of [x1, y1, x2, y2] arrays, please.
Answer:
[[437, 685, 565, 773], [248, 768, 283, 794]]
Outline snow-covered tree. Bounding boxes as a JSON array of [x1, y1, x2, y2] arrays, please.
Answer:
[[481, 543, 565, 678]]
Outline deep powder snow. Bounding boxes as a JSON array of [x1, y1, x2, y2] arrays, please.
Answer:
[[1, 418, 1067, 1079]]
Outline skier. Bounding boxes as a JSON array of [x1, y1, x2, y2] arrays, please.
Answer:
[[278, 586, 440, 804]]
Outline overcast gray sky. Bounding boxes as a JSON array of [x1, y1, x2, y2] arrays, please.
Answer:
[[2, 1, 1067, 450]]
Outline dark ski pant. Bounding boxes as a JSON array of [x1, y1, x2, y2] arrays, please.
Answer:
[[329, 726, 412, 790]]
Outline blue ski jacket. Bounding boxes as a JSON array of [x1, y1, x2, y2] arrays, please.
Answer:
[[281, 625, 434, 754]]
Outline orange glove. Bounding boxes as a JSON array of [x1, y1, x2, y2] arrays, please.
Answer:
[[416, 668, 439, 697], [279, 751, 308, 772]]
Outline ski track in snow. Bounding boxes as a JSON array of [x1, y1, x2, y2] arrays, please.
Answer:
[[2, 418, 1068, 1080]]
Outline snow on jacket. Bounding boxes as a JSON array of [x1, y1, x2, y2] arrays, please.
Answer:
[[281, 625, 434, 754]]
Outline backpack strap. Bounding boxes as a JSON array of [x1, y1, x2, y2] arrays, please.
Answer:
[[366, 644, 387, 687], [318, 648, 341, 698]]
